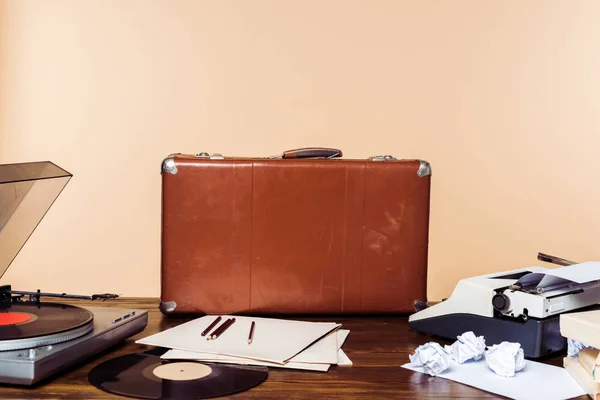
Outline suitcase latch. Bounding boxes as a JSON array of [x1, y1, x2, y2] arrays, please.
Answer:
[[369, 155, 397, 161], [195, 152, 225, 160]]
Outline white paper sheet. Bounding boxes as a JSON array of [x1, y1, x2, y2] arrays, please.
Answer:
[[337, 329, 350, 343], [288, 329, 340, 364], [162, 329, 344, 365], [544, 262, 600, 283], [161, 329, 352, 372], [162, 349, 332, 372], [337, 349, 352, 366], [335, 329, 350, 355], [519, 262, 600, 287], [136, 315, 341, 364], [402, 358, 586, 400]]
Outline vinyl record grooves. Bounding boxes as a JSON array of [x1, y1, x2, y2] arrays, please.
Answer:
[[0, 302, 94, 351], [0, 302, 93, 340], [88, 352, 269, 399]]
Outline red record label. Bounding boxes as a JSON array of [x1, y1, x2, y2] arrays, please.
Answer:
[[0, 312, 31, 326]]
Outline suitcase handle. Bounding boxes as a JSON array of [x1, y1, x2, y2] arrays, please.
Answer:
[[281, 147, 343, 159]]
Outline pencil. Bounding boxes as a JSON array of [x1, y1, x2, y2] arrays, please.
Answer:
[[201, 316, 222, 337], [207, 318, 232, 340], [213, 318, 236, 340], [248, 321, 255, 344]]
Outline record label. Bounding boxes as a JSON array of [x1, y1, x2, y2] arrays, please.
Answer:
[[152, 363, 212, 381], [0, 302, 92, 340], [88, 352, 268, 400], [0, 312, 32, 326]]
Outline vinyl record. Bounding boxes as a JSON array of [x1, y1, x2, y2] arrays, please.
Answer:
[[88, 352, 269, 399], [0, 302, 93, 340]]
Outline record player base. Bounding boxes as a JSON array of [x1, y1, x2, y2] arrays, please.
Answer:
[[0, 306, 148, 385], [0, 298, 588, 399]]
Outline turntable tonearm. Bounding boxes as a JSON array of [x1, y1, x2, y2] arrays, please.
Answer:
[[0, 161, 148, 385]]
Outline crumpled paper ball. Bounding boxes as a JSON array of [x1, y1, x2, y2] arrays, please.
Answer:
[[444, 331, 486, 364], [484, 341, 526, 377], [567, 338, 593, 357], [409, 342, 451, 376]]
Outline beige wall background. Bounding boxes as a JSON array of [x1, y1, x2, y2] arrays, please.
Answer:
[[1, 0, 599, 301]]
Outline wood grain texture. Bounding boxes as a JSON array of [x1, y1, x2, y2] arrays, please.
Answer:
[[0, 298, 587, 399]]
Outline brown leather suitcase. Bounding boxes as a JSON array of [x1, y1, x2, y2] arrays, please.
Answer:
[[159, 148, 431, 315]]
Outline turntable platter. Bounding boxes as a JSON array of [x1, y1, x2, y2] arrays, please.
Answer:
[[0, 303, 93, 351]]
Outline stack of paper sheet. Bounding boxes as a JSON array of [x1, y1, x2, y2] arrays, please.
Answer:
[[560, 309, 600, 399], [136, 315, 352, 372]]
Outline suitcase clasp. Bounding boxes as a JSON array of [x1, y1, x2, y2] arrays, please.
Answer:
[[195, 153, 225, 160], [369, 155, 397, 161]]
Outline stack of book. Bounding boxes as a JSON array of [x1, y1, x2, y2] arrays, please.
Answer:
[[136, 315, 352, 372], [561, 309, 600, 399]]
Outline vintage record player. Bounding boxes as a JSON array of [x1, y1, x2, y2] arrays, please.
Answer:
[[0, 161, 148, 385]]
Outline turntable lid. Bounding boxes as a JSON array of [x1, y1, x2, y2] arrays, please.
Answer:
[[0, 161, 72, 279]]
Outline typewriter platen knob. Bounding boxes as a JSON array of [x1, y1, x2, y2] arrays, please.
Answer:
[[492, 293, 511, 313]]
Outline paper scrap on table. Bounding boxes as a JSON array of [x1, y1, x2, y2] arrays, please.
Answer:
[[409, 342, 450, 376], [567, 338, 593, 357], [445, 331, 485, 364], [162, 329, 352, 372], [484, 342, 525, 378], [137, 315, 341, 364], [402, 358, 586, 400]]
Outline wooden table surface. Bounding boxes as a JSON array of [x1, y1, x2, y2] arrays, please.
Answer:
[[0, 298, 587, 399]]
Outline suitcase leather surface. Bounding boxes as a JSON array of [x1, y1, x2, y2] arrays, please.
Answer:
[[160, 151, 431, 315]]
